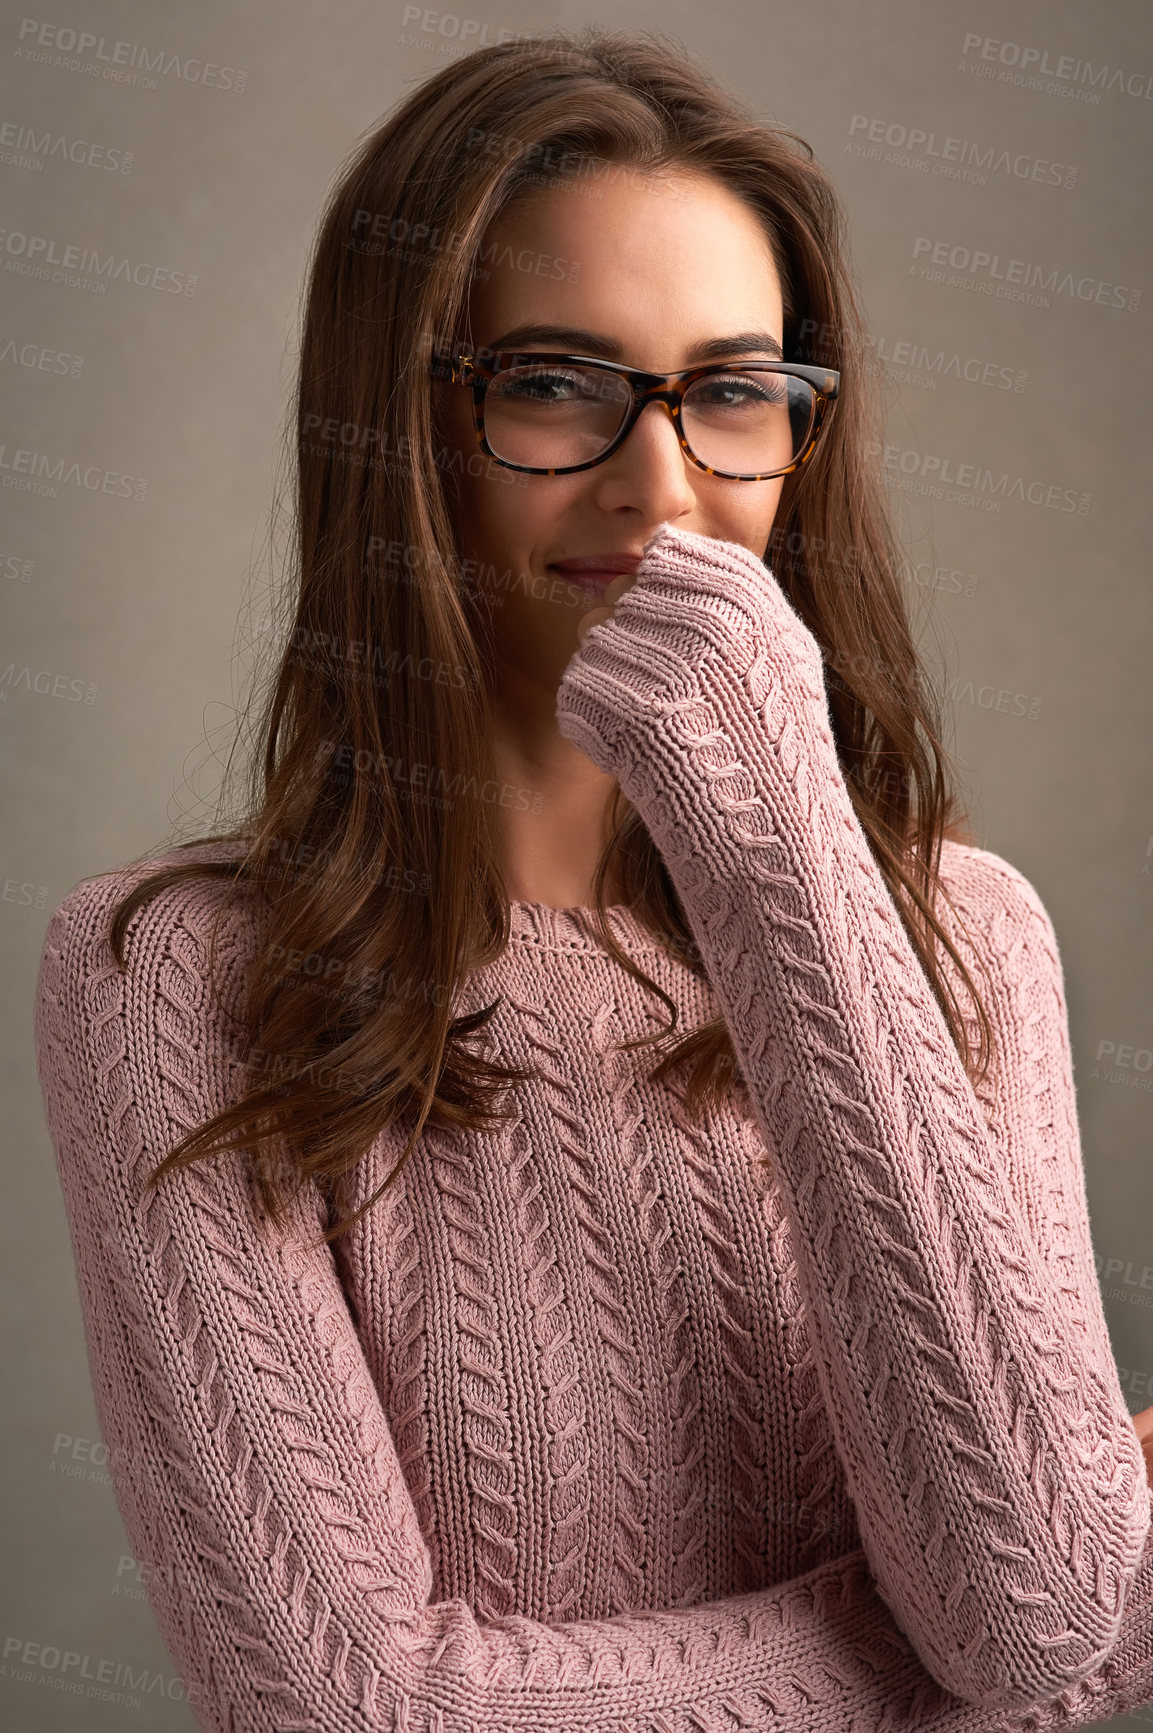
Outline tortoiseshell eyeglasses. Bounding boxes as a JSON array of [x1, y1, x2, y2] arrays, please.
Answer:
[[429, 346, 840, 481]]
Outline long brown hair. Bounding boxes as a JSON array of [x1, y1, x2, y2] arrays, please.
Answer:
[[105, 25, 995, 1246]]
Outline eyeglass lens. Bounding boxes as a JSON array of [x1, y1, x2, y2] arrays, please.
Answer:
[[482, 363, 816, 475]]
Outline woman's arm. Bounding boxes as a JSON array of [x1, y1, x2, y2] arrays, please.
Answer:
[[555, 523, 1152, 1714], [34, 865, 1153, 1733]]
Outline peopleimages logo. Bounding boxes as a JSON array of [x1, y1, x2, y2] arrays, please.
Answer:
[[910, 236, 1140, 312], [846, 114, 1077, 189], [0, 119, 134, 173], [2, 1635, 197, 1712], [868, 335, 1025, 393], [0, 440, 147, 500], [959, 33, 1153, 102], [13, 19, 248, 92], [867, 438, 1089, 517], [0, 338, 85, 378], [0, 227, 197, 294]]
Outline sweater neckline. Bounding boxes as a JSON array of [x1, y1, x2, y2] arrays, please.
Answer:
[[504, 897, 662, 953]]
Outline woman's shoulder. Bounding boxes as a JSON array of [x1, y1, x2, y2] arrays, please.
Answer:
[[937, 835, 1054, 921], [33, 838, 268, 1160], [935, 833, 1064, 975], [37, 835, 261, 1030]]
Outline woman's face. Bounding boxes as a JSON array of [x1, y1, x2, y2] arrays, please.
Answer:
[[435, 165, 789, 701]]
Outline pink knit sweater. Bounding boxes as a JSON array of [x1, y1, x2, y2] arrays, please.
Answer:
[[33, 524, 1153, 1732]]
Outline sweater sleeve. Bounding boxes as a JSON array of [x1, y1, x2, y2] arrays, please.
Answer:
[[554, 523, 1153, 1716], [32, 873, 1153, 1733]]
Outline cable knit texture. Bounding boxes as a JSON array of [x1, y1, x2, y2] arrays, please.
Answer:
[[32, 522, 1153, 1732]]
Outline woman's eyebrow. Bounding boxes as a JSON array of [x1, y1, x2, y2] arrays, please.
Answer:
[[482, 323, 785, 362]]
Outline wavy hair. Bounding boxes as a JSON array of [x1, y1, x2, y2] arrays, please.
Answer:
[[105, 25, 996, 1245]]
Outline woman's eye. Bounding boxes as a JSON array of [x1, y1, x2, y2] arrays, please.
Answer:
[[501, 369, 588, 401], [694, 373, 788, 407]]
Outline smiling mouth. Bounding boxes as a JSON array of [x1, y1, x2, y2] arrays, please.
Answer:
[[548, 557, 644, 599], [548, 554, 645, 576], [550, 570, 630, 606], [556, 567, 618, 585]]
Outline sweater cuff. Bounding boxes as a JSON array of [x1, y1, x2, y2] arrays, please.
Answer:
[[555, 522, 829, 786], [631, 522, 819, 668]]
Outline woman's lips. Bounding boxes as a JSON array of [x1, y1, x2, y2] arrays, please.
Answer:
[[549, 554, 644, 574], [557, 569, 620, 594], [549, 553, 644, 593]]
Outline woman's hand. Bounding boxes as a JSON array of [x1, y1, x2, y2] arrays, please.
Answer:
[[1134, 1403, 1153, 1489], [558, 523, 831, 784], [575, 572, 634, 646]]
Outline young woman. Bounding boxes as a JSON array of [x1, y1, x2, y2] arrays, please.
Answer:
[[33, 27, 1153, 1733]]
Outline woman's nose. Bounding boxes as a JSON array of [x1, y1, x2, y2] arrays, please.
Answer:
[[592, 399, 697, 511]]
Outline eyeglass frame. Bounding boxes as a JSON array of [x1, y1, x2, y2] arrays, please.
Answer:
[[428, 345, 841, 481]]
